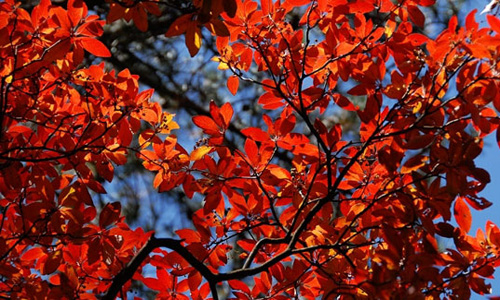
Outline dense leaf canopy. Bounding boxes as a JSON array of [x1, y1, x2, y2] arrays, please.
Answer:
[[1, 0, 500, 299]]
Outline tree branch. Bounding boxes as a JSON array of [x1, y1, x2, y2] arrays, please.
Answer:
[[102, 234, 218, 300]]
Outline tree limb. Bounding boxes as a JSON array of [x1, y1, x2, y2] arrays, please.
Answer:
[[102, 234, 218, 300]]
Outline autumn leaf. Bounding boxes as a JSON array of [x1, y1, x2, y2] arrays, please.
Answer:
[[99, 202, 122, 228], [185, 26, 202, 57], [193, 115, 221, 135], [67, 0, 86, 27], [5, 0, 500, 299], [227, 75, 239, 95], [41, 250, 62, 275], [190, 145, 213, 161], [77, 37, 111, 57], [454, 197, 472, 233]]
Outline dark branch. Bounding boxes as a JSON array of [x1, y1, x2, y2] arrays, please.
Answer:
[[102, 234, 218, 300]]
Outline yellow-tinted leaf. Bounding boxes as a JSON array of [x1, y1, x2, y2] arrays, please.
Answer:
[[190, 145, 213, 161], [139, 129, 156, 148], [139, 108, 158, 125], [186, 26, 202, 57], [59, 186, 77, 207], [158, 112, 179, 134], [268, 165, 290, 180], [212, 56, 229, 70], [401, 155, 428, 174]]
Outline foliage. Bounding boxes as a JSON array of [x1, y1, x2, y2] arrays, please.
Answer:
[[1, 0, 500, 299]]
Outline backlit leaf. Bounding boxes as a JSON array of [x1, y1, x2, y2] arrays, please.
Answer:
[[99, 202, 122, 228], [227, 75, 239, 95], [78, 37, 111, 57], [454, 197, 472, 233], [186, 26, 202, 57], [190, 146, 213, 161]]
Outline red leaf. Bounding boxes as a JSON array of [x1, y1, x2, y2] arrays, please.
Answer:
[[349, 1, 374, 13], [165, 14, 191, 37], [497, 126, 500, 149], [185, 26, 202, 57], [205, 18, 230, 36], [83, 178, 107, 194], [42, 250, 62, 275], [132, 6, 148, 32], [334, 94, 357, 111], [407, 33, 428, 46], [203, 191, 222, 215], [99, 202, 122, 228], [229, 280, 251, 294], [469, 277, 492, 295], [401, 155, 427, 174], [407, 5, 425, 28], [223, 0, 237, 18], [285, 0, 315, 7], [143, 277, 162, 291], [188, 271, 202, 291], [176, 228, 201, 243], [75, 20, 104, 37]]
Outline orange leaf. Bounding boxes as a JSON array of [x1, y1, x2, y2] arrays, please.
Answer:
[[138, 129, 157, 148], [193, 115, 220, 135], [488, 15, 500, 34], [285, 0, 311, 7], [244, 138, 259, 164], [241, 127, 269, 142], [68, 0, 87, 27], [139, 108, 158, 125], [227, 75, 239, 95], [22, 248, 44, 262], [219, 102, 234, 127], [77, 37, 111, 57], [454, 197, 471, 233]]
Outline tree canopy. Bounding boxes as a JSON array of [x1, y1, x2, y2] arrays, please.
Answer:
[[1, 0, 500, 299]]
